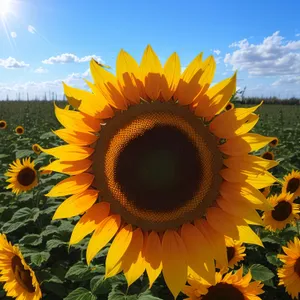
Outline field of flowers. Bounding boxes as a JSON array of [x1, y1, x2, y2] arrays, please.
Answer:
[[0, 100, 300, 300]]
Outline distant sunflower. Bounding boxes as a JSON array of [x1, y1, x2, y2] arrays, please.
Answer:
[[217, 236, 246, 269], [183, 266, 264, 300], [5, 158, 38, 195], [0, 120, 7, 129], [263, 193, 299, 231], [259, 186, 271, 198], [15, 126, 24, 135], [261, 151, 274, 161], [32, 144, 41, 155], [0, 234, 42, 300], [282, 170, 300, 198], [269, 137, 279, 147], [224, 102, 234, 111], [278, 237, 300, 299], [40, 45, 278, 297]]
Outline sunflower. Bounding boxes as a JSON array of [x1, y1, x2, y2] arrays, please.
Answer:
[[278, 237, 300, 299], [5, 158, 38, 195], [259, 186, 270, 198], [40, 45, 278, 298], [32, 144, 41, 155], [269, 137, 279, 147], [282, 170, 300, 198], [263, 193, 300, 231], [0, 120, 7, 129], [0, 234, 42, 300], [183, 266, 264, 300], [261, 151, 274, 161], [224, 102, 234, 111], [15, 126, 24, 135], [216, 236, 246, 270]]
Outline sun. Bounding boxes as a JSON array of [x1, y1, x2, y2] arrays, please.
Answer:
[[0, 0, 12, 15]]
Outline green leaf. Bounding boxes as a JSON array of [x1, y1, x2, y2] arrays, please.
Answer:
[[261, 236, 281, 244], [46, 239, 66, 251], [40, 131, 56, 139], [65, 262, 95, 281], [15, 149, 34, 159], [90, 275, 112, 295], [31, 252, 50, 266], [137, 290, 162, 300], [108, 290, 138, 300], [250, 264, 275, 281], [266, 252, 281, 267], [64, 288, 97, 300], [11, 207, 40, 223], [2, 221, 23, 233], [19, 234, 43, 246], [42, 225, 59, 237]]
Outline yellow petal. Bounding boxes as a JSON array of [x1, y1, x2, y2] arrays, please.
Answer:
[[223, 155, 279, 171], [40, 144, 94, 161], [194, 219, 227, 267], [54, 103, 101, 132], [195, 72, 236, 117], [63, 82, 114, 119], [216, 196, 263, 225], [122, 228, 145, 287], [219, 133, 276, 156], [46, 173, 94, 197], [180, 223, 215, 284], [162, 230, 187, 298], [161, 52, 181, 101], [220, 181, 272, 211], [53, 129, 98, 146], [53, 189, 99, 220], [105, 225, 133, 278], [90, 59, 127, 110], [40, 159, 92, 175], [140, 45, 163, 101], [69, 202, 110, 245], [145, 231, 162, 288], [86, 215, 121, 265], [116, 49, 142, 104]]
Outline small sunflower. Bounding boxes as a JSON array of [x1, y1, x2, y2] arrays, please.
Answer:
[[15, 126, 24, 135], [263, 193, 300, 231], [269, 137, 279, 147], [32, 144, 41, 155], [282, 170, 300, 198], [5, 158, 38, 195], [183, 266, 264, 300], [278, 237, 300, 299], [0, 234, 42, 300], [40, 45, 278, 297], [0, 120, 7, 129], [224, 102, 234, 111], [259, 186, 271, 198], [217, 236, 246, 269], [261, 151, 274, 161]]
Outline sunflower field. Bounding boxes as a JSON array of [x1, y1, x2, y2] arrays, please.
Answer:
[[1, 48, 300, 300]]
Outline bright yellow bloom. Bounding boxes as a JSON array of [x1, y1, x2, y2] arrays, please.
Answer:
[[15, 126, 24, 135], [32, 144, 41, 155], [282, 170, 300, 198], [263, 193, 299, 231], [0, 234, 42, 300], [259, 186, 271, 198], [5, 158, 38, 195], [0, 120, 7, 129], [183, 266, 264, 299], [40, 45, 278, 298], [278, 237, 300, 299]]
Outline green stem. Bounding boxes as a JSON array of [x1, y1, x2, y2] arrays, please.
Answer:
[[297, 220, 300, 237]]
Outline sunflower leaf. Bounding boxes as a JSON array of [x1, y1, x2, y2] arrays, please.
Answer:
[[90, 275, 112, 295], [250, 264, 275, 281], [65, 262, 95, 282], [31, 252, 51, 266], [1, 221, 23, 233], [64, 287, 97, 300], [15, 149, 34, 159], [19, 233, 43, 246]]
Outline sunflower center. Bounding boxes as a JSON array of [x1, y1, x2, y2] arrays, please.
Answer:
[[11, 256, 35, 293], [17, 128, 23, 133], [287, 178, 300, 194], [294, 257, 300, 277], [17, 167, 36, 186], [271, 201, 292, 221], [202, 283, 244, 300], [93, 102, 223, 231], [226, 246, 235, 262], [0, 121, 5, 128], [262, 152, 273, 160]]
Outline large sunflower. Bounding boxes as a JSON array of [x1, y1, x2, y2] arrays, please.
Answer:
[[0, 234, 42, 300], [263, 193, 300, 231], [40, 45, 278, 297], [0, 120, 7, 129], [5, 158, 38, 195], [182, 266, 264, 300], [278, 237, 300, 299], [282, 170, 300, 198]]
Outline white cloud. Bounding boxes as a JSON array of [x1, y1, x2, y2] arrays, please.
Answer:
[[272, 75, 300, 86], [296, 33, 300, 37], [10, 32, 17, 38], [0, 57, 29, 69], [28, 25, 36, 34], [34, 67, 48, 74], [42, 53, 103, 64], [224, 31, 300, 76], [215, 56, 223, 64], [213, 49, 221, 55]]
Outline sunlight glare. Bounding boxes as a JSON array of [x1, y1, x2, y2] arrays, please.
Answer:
[[0, 0, 11, 15]]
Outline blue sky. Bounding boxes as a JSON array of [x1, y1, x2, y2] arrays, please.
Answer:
[[1, 0, 300, 100]]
